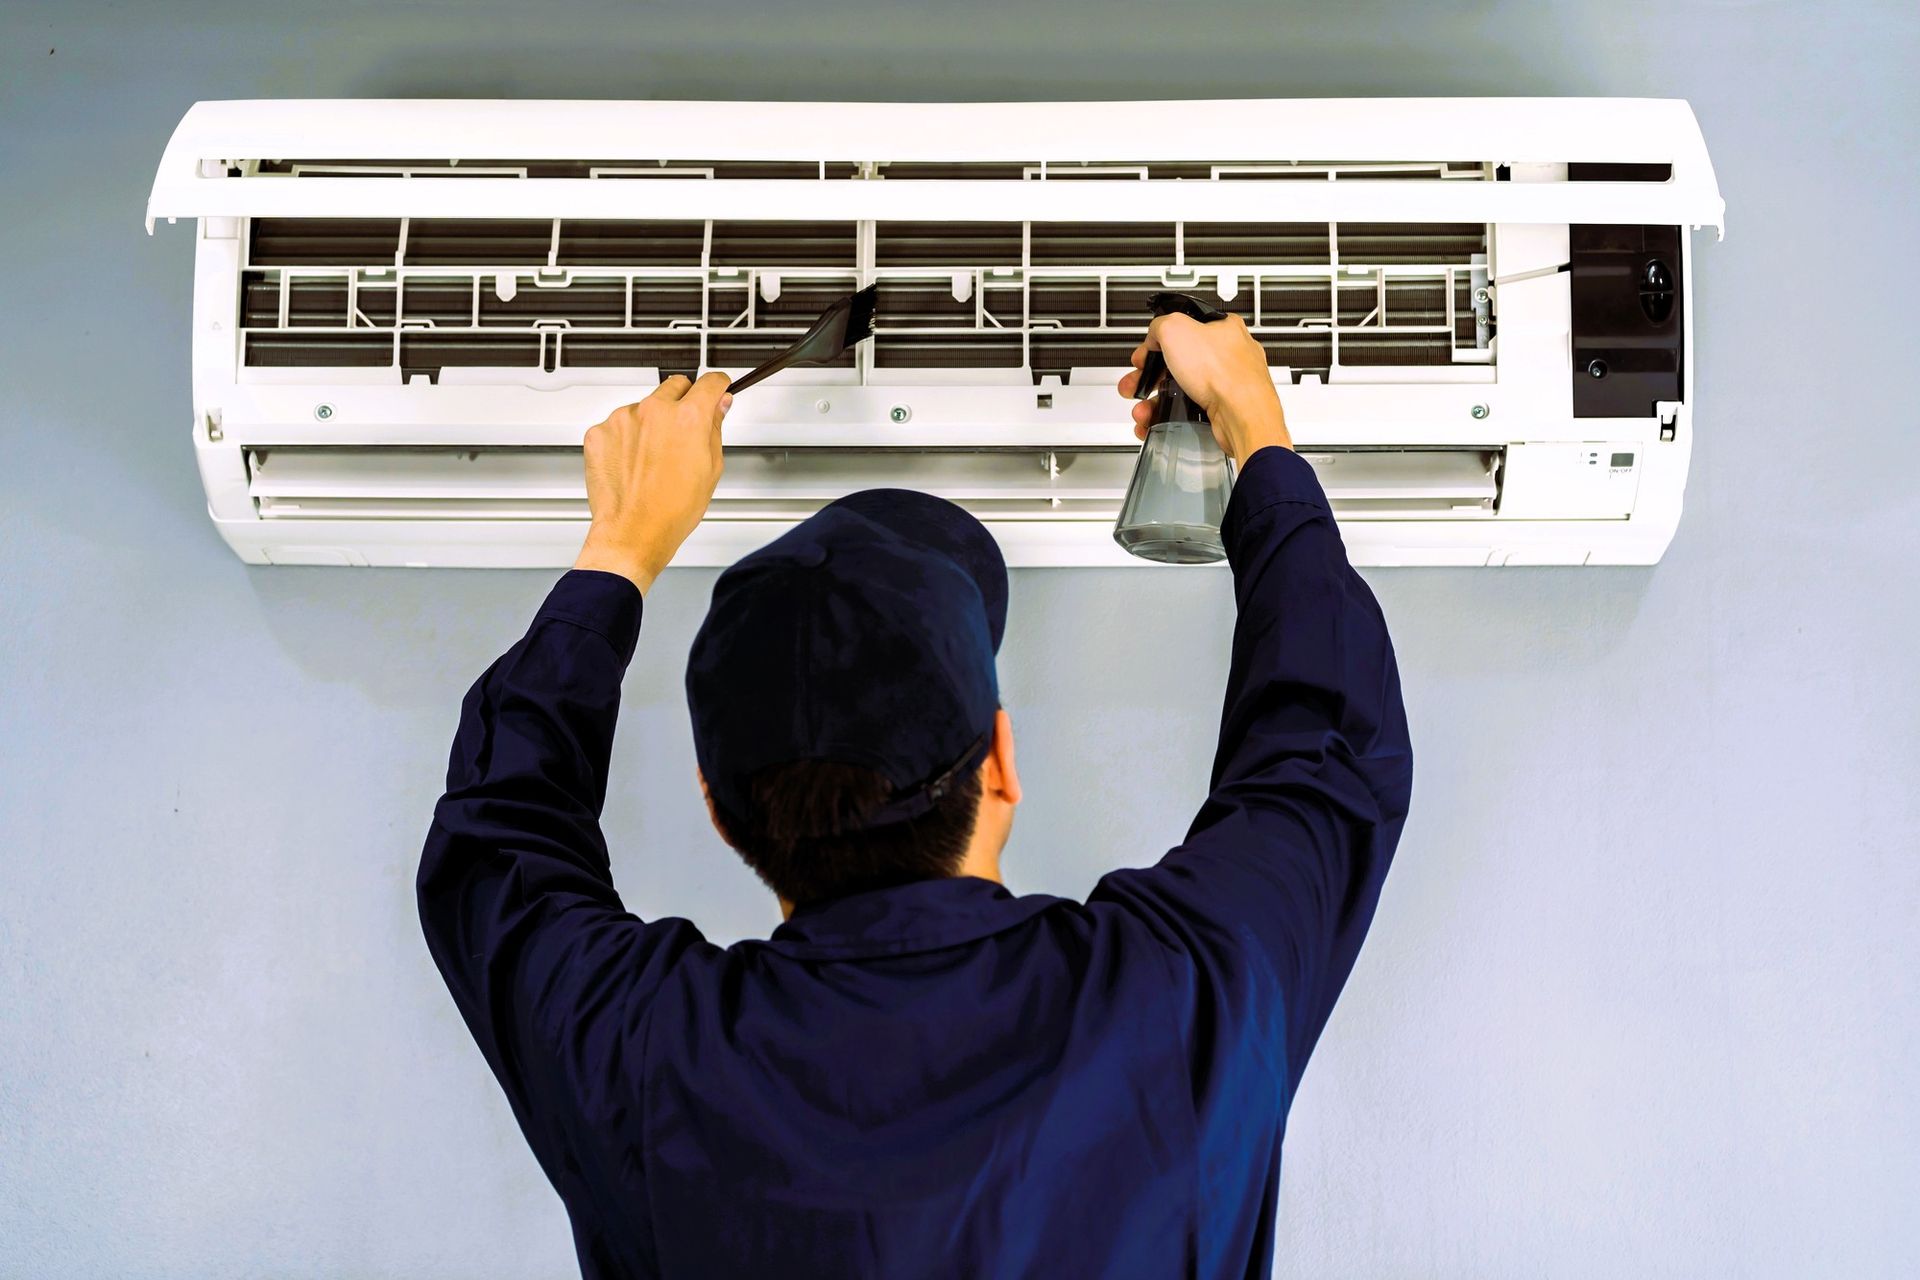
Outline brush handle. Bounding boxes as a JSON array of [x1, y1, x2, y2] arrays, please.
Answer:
[[723, 356, 791, 394], [726, 341, 811, 393]]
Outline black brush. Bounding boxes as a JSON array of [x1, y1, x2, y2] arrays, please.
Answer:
[[726, 284, 879, 393]]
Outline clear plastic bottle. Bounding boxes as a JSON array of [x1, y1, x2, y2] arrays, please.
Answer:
[[1113, 293, 1235, 564], [1113, 417, 1232, 563]]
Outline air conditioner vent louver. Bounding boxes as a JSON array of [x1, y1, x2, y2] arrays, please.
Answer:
[[245, 446, 1501, 524]]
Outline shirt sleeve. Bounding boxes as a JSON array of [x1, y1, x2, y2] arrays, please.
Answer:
[[416, 569, 706, 1206], [1091, 446, 1414, 1097]]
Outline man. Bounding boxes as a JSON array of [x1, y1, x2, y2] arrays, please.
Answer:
[[419, 312, 1413, 1279]]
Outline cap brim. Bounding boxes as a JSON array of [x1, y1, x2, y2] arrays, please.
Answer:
[[823, 488, 1009, 652]]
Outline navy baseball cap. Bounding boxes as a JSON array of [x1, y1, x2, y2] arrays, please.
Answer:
[[686, 489, 1009, 829]]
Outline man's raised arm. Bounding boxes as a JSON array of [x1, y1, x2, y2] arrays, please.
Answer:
[[416, 373, 731, 1175], [1094, 316, 1413, 1095]]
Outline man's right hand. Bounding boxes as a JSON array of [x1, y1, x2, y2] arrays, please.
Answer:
[[1118, 313, 1292, 466], [573, 372, 733, 594]]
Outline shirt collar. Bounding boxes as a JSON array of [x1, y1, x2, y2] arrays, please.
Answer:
[[763, 876, 1062, 960]]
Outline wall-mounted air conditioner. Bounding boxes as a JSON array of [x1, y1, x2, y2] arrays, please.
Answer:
[[147, 98, 1722, 567]]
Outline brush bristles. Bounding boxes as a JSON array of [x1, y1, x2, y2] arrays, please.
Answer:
[[727, 285, 881, 392], [848, 284, 879, 340]]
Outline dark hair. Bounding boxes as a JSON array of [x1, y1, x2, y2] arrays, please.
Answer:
[[712, 759, 983, 906]]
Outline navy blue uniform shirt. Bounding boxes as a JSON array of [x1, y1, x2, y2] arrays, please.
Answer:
[[419, 445, 1413, 1279]]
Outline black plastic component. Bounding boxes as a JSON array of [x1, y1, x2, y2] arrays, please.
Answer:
[[1568, 162, 1675, 183], [1143, 290, 1228, 324], [1639, 258, 1675, 322], [1570, 224, 1683, 418]]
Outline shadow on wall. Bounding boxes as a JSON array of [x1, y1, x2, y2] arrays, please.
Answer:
[[238, 558, 1659, 716], [1375, 566, 1659, 682], [244, 566, 570, 712], [241, 561, 726, 713], [331, 17, 1575, 102]]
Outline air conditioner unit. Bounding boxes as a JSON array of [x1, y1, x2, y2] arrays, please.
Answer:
[[147, 98, 1723, 568]]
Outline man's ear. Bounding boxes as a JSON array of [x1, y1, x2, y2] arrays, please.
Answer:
[[697, 768, 738, 849], [983, 708, 1022, 807]]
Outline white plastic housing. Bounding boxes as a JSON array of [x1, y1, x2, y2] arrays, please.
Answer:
[[149, 97, 1723, 568]]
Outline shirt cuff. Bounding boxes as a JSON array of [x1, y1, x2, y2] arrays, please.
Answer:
[[1222, 446, 1333, 546], [535, 569, 646, 665]]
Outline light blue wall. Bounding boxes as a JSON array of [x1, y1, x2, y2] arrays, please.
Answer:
[[3, 2, 1916, 1275]]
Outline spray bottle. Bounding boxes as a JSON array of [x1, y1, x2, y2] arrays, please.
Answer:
[[1112, 291, 1236, 564]]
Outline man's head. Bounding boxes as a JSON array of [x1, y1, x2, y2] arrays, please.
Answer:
[[686, 491, 1018, 909]]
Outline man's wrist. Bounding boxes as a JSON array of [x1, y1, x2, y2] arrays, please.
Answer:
[[1216, 402, 1293, 468], [574, 528, 665, 595]]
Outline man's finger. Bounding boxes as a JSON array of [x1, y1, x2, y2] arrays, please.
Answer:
[[1146, 312, 1196, 348], [650, 374, 694, 402], [1130, 311, 1191, 366], [682, 370, 734, 420], [1117, 368, 1140, 399]]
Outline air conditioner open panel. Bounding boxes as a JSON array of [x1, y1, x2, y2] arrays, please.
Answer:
[[150, 98, 1721, 568]]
